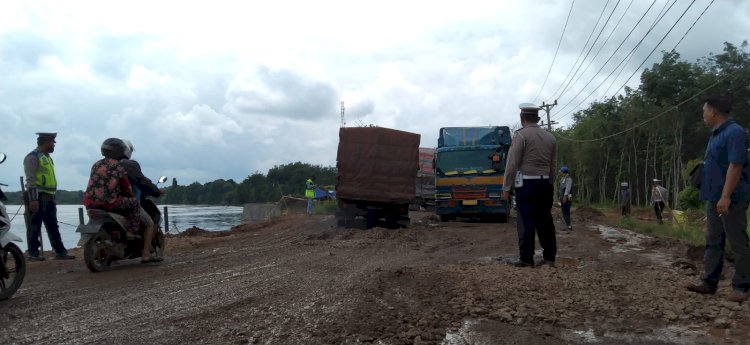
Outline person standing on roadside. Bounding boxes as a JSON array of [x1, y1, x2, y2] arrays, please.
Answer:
[[23, 132, 75, 261], [651, 179, 668, 224], [687, 95, 750, 302], [305, 175, 316, 215], [558, 166, 573, 231], [620, 182, 631, 216], [502, 103, 557, 268]]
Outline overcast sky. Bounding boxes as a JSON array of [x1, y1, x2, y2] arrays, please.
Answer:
[[0, 0, 748, 191]]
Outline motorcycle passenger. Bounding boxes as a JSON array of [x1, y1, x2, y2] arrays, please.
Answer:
[[83, 138, 161, 263]]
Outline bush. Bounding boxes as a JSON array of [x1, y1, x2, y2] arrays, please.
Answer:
[[678, 186, 701, 210], [314, 199, 338, 215]]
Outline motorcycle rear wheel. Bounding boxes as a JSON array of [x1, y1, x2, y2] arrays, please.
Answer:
[[84, 232, 111, 273], [0, 243, 26, 300]]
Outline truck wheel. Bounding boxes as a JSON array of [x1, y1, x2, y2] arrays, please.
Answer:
[[498, 213, 508, 223], [440, 214, 451, 222]]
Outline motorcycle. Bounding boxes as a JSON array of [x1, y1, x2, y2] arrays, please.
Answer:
[[76, 176, 168, 272], [0, 152, 26, 300]]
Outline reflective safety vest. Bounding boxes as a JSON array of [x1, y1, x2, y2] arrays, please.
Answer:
[[305, 179, 315, 199], [35, 151, 57, 194]]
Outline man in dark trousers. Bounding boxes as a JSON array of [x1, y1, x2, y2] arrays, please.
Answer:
[[687, 95, 750, 302], [620, 182, 631, 216], [502, 103, 557, 267], [23, 132, 74, 261]]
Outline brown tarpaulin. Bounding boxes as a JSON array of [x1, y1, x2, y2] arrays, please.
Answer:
[[336, 127, 420, 204]]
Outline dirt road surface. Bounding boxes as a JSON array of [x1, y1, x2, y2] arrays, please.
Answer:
[[2, 209, 749, 345]]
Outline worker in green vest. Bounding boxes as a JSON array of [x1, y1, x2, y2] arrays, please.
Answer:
[[23, 132, 74, 261], [306, 175, 316, 215]]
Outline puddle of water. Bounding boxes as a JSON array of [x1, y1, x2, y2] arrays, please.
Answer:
[[596, 225, 673, 266], [565, 325, 711, 344]]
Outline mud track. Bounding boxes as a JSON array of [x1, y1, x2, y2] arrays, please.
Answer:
[[2, 210, 748, 345]]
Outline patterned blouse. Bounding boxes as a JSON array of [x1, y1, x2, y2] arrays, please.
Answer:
[[83, 158, 133, 210]]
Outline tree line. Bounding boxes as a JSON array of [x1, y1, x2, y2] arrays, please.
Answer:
[[2, 162, 337, 206], [555, 41, 749, 209]]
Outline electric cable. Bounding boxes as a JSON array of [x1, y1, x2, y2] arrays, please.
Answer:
[[553, 0, 678, 120], [600, 0, 674, 97], [556, 0, 623, 101], [553, 66, 738, 143], [554, 0, 691, 121], [546, 0, 613, 100], [555, 0, 635, 102], [532, 0, 576, 103]]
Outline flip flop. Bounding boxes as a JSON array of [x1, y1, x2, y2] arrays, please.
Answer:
[[141, 257, 164, 263]]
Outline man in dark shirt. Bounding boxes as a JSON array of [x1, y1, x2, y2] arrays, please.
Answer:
[[687, 95, 750, 302]]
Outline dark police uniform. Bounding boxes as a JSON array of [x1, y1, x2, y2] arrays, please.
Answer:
[[23, 132, 72, 260], [503, 106, 557, 266]]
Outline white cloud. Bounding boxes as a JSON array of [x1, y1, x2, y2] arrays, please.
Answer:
[[0, 0, 748, 189]]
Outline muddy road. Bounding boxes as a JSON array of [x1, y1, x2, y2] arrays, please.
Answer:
[[2, 209, 749, 345]]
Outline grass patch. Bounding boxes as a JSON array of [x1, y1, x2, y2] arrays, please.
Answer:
[[594, 207, 706, 247], [313, 199, 338, 215]]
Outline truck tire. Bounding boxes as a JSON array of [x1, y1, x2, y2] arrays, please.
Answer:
[[440, 214, 452, 222]]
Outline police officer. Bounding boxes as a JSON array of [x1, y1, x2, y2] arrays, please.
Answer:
[[502, 104, 557, 267], [23, 132, 74, 261]]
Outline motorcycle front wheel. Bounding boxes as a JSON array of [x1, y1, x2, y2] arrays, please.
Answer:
[[0, 242, 26, 300]]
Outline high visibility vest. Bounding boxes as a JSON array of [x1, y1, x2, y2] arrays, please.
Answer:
[[35, 151, 57, 194], [305, 179, 315, 199]]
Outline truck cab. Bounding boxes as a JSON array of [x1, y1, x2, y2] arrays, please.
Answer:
[[434, 126, 511, 222]]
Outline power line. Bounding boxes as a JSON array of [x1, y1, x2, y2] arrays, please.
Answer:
[[672, 0, 714, 50], [554, 66, 739, 143], [532, 0, 576, 103], [556, 0, 623, 101], [600, 0, 674, 97], [546, 0, 613, 100], [555, 0, 635, 102], [553, 0, 683, 121], [608, 0, 698, 97]]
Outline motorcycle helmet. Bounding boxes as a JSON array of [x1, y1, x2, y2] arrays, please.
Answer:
[[122, 139, 134, 159], [101, 138, 127, 159], [559, 166, 569, 174]]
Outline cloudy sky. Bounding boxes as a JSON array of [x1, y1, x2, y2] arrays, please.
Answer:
[[0, 0, 747, 191]]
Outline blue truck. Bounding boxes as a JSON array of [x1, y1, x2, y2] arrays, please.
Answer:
[[434, 126, 512, 222]]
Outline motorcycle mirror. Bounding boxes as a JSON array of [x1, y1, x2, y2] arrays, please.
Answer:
[[158, 176, 168, 184], [0, 152, 6, 164]]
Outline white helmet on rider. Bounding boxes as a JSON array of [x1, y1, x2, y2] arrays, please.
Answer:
[[122, 139, 134, 159]]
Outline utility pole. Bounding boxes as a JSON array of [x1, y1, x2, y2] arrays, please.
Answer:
[[539, 100, 558, 130], [340, 101, 346, 128]]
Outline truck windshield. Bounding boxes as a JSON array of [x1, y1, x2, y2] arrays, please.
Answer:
[[436, 149, 505, 176]]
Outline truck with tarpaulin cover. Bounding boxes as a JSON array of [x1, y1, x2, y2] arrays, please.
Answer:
[[434, 126, 511, 222], [335, 127, 420, 229]]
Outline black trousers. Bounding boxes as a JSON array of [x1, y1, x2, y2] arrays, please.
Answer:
[[27, 193, 68, 256], [654, 201, 665, 222], [515, 179, 556, 263]]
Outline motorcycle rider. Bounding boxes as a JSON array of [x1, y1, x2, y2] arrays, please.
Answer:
[[120, 140, 163, 256], [83, 138, 161, 263]]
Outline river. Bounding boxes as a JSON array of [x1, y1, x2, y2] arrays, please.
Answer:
[[4, 204, 244, 250]]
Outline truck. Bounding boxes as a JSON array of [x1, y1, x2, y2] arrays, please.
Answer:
[[415, 147, 436, 210], [434, 126, 512, 222], [335, 126, 420, 229]]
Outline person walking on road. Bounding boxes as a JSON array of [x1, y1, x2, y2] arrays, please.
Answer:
[[305, 175, 316, 215], [686, 95, 750, 302], [620, 182, 631, 216], [651, 179, 668, 224], [23, 132, 75, 261], [558, 166, 573, 231], [502, 103, 557, 268]]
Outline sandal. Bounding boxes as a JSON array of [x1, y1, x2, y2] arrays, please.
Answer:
[[141, 256, 164, 263]]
